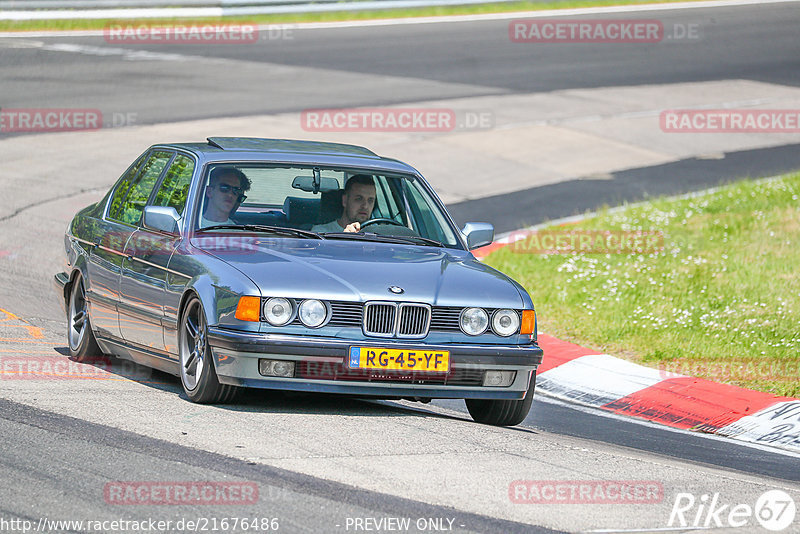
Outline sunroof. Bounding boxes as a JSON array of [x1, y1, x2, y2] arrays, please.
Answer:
[[207, 137, 378, 157]]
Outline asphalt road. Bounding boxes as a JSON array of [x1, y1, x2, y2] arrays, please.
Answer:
[[0, 398, 550, 534], [1, 3, 799, 127], [1, 2, 800, 532]]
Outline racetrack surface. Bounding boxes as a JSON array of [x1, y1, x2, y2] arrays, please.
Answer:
[[1, 2, 800, 532], [1, 3, 799, 124]]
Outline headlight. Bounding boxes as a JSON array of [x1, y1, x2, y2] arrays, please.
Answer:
[[492, 309, 520, 337], [460, 307, 488, 336], [298, 299, 328, 328], [264, 297, 293, 326]]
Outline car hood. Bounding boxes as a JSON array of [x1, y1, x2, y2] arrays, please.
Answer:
[[192, 236, 525, 308]]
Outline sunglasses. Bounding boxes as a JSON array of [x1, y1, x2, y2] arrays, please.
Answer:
[[214, 183, 247, 202]]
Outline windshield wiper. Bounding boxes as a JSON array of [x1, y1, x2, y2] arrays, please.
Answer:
[[197, 224, 323, 239], [375, 235, 445, 247], [323, 232, 444, 247]]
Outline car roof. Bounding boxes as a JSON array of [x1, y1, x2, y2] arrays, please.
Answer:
[[155, 137, 419, 174]]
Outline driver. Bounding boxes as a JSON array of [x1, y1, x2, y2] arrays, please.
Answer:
[[312, 174, 376, 233], [200, 167, 251, 228]]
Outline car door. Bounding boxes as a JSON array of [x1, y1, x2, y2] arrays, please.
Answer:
[[112, 150, 174, 351], [156, 156, 200, 357], [83, 151, 149, 341], [118, 152, 196, 355]]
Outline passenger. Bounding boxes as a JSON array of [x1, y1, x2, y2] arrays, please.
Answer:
[[311, 174, 376, 233], [200, 167, 251, 228]]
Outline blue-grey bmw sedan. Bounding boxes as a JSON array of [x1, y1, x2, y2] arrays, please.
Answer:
[[54, 137, 543, 426]]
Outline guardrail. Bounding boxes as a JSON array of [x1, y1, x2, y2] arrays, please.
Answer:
[[0, 0, 521, 20]]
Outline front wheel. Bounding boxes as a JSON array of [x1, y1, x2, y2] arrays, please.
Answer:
[[179, 296, 238, 403], [466, 372, 536, 426]]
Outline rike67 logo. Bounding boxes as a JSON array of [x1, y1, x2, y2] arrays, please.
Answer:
[[669, 490, 797, 531]]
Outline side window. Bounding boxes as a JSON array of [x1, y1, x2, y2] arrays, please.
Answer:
[[152, 154, 195, 215], [110, 151, 173, 226], [373, 176, 402, 222], [108, 151, 148, 220]]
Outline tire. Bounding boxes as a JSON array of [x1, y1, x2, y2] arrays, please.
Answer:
[[466, 372, 536, 426], [179, 296, 239, 403], [67, 273, 103, 362]]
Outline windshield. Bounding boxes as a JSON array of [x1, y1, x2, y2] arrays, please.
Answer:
[[195, 164, 461, 247]]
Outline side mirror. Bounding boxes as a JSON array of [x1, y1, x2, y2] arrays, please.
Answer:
[[462, 222, 494, 250], [143, 206, 181, 234]]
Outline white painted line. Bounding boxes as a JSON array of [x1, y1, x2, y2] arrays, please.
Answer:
[[0, 6, 223, 21], [0, 38, 195, 60], [1, 0, 798, 35]]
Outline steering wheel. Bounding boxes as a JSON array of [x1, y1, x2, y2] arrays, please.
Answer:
[[359, 218, 406, 229]]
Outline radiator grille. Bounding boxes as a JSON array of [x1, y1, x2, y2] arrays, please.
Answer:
[[363, 302, 397, 337], [397, 303, 431, 338], [362, 302, 431, 338]]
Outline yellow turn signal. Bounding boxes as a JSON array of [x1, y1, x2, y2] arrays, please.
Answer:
[[235, 296, 261, 322], [520, 309, 536, 335]]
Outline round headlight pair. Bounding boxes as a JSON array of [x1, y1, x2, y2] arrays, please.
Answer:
[[263, 298, 328, 328], [459, 307, 519, 337]]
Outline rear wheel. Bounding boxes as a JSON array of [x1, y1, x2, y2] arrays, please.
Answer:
[[179, 296, 238, 403], [67, 274, 103, 362], [466, 372, 536, 426]]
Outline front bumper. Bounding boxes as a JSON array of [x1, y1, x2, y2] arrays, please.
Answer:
[[53, 272, 69, 314], [208, 327, 543, 399]]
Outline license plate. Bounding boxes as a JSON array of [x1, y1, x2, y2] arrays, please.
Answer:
[[348, 347, 450, 372]]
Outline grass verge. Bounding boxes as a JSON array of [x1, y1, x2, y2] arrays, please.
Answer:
[[485, 173, 800, 397], [0, 0, 701, 32]]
